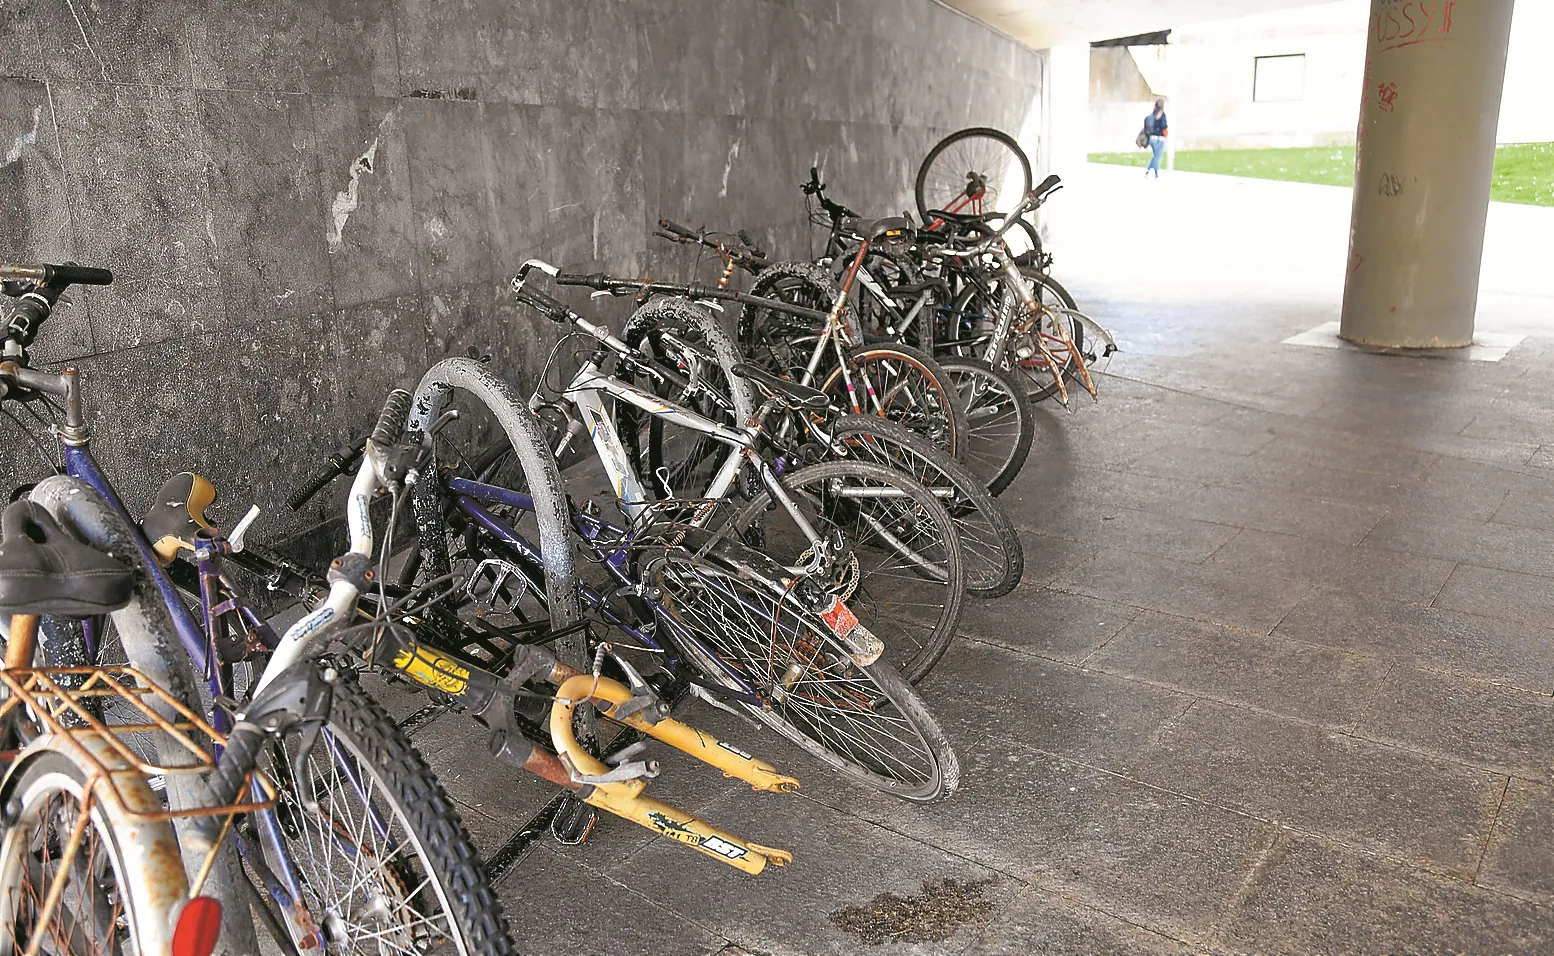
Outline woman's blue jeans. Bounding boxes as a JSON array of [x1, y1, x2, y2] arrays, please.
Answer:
[[1147, 135, 1166, 175]]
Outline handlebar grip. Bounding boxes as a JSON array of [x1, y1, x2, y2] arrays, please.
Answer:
[[658, 219, 696, 239], [515, 285, 572, 322], [371, 388, 413, 447], [205, 720, 266, 807], [553, 272, 608, 290], [45, 263, 113, 286], [286, 437, 367, 510], [1032, 174, 1062, 199]]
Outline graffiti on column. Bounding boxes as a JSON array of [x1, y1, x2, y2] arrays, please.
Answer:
[[1376, 81, 1399, 112], [1374, 0, 1456, 52], [1378, 173, 1405, 197]]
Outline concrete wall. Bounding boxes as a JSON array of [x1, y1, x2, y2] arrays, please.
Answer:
[[0, 0, 1041, 546]]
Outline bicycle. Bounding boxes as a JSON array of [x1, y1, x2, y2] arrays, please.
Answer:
[[608, 299, 1025, 600], [0, 263, 517, 953], [483, 264, 960, 800], [923, 181, 1120, 404]]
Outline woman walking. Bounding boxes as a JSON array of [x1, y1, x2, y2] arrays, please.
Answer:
[[1144, 98, 1168, 178]]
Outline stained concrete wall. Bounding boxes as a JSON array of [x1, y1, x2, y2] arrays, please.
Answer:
[[0, 0, 1040, 544]]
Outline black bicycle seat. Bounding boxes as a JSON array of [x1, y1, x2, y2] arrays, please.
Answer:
[[732, 364, 830, 410], [843, 217, 913, 243], [924, 209, 993, 228], [0, 499, 135, 617], [143, 472, 217, 566]]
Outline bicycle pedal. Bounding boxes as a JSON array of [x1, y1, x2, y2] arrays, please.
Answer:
[[551, 795, 599, 846]]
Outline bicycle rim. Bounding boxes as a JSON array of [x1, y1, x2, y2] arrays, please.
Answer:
[[0, 746, 174, 955], [729, 459, 965, 683], [822, 345, 966, 462], [264, 677, 510, 955], [829, 414, 1024, 599], [916, 127, 1033, 221], [935, 357, 1034, 496], [650, 553, 954, 801]]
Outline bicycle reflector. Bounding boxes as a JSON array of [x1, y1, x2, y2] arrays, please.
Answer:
[[172, 896, 222, 956]]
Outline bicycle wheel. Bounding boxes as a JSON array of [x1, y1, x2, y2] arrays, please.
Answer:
[[0, 738, 183, 955], [737, 260, 839, 378], [828, 414, 1024, 600], [726, 460, 965, 683], [853, 249, 931, 352], [934, 356, 1034, 496], [646, 533, 958, 802], [262, 672, 513, 955], [619, 296, 755, 501], [916, 127, 1033, 222], [820, 343, 970, 463], [950, 269, 1084, 402]]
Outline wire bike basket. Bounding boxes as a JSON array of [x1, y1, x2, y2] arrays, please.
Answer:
[[0, 665, 277, 895]]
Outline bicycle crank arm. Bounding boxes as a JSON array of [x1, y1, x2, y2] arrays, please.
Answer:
[[550, 674, 799, 793]]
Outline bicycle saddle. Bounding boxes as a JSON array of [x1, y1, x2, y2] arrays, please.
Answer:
[[924, 208, 993, 228], [0, 500, 135, 617], [143, 472, 216, 566], [841, 217, 914, 243], [731, 364, 830, 410]]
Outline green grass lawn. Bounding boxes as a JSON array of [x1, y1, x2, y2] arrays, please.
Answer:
[[1088, 143, 1554, 206]]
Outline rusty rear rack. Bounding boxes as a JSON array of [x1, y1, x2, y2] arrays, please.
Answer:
[[0, 665, 277, 894]]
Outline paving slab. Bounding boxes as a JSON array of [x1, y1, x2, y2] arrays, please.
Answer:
[[957, 585, 1140, 664], [1433, 562, 1554, 629], [952, 881, 1202, 956], [606, 787, 1007, 956], [1351, 664, 1554, 781], [920, 639, 1194, 772], [1274, 587, 1554, 694], [802, 739, 1273, 944], [1201, 527, 1456, 605], [1217, 832, 1554, 955], [1088, 611, 1392, 725], [496, 846, 733, 956], [1133, 701, 1505, 879], [1478, 779, 1554, 899], [1057, 547, 1314, 633]]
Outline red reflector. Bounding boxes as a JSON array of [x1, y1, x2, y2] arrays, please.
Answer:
[[172, 896, 222, 956]]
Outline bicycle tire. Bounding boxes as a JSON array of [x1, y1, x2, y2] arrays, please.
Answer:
[[949, 269, 1084, 402], [618, 296, 756, 501], [916, 127, 1033, 222], [0, 739, 182, 954], [737, 260, 841, 378], [646, 530, 958, 802], [726, 459, 966, 684], [828, 414, 1024, 600], [819, 342, 971, 463], [933, 356, 1035, 496], [264, 673, 514, 956]]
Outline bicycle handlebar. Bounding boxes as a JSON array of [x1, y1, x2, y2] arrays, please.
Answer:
[[659, 218, 697, 240], [0, 262, 113, 286], [286, 436, 368, 510], [371, 388, 413, 448], [552, 271, 829, 324], [653, 218, 770, 270], [0, 262, 114, 353]]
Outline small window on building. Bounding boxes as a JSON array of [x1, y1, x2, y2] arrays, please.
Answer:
[[1253, 54, 1305, 102]]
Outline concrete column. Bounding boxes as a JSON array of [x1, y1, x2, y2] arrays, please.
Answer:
[[1340, 0, 1516, 348]]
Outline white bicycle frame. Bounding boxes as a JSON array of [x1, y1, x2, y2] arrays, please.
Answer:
[[252, 442, 397, 695]]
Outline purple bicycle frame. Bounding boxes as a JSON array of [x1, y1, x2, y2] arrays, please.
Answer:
[[447, 475, 768, 704]]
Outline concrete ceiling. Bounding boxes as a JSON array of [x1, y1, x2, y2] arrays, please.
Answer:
[[939, 0, 1350, 47]]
